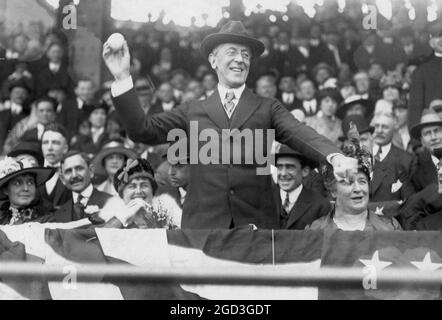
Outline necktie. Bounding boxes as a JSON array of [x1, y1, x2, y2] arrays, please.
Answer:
[[73, 194, 85, 220], [375, 146, 383, 163], [282, 193, 291, 217], [224, 91, 236, 116]]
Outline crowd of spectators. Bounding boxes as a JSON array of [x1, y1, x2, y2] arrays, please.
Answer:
[[2, 5, 442, 231]]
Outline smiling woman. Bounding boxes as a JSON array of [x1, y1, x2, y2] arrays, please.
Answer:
[[306, 125, 402, 231]]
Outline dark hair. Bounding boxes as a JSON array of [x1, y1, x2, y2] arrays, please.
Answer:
[[35, 96, 57, 112], [60, 150, 91, 167], [114, 158, 158, 195], [42, 123, 69, 142]]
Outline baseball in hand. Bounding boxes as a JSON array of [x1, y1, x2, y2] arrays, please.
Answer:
[[107, 33, 125, 51]]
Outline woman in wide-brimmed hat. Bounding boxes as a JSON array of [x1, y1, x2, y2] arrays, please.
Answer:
[[92, 139, 138, 196], [336, 94, 374, 120], [0, 157, 56, 225]]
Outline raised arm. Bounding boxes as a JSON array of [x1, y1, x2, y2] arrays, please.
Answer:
[[103, 39, 187, 145]]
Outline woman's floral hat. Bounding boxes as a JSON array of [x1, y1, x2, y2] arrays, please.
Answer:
[[322, 123, 373, 190], [0, 157, 55, 200]]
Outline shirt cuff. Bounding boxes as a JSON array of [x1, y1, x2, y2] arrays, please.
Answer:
[[326, 153, 342, 165], [111, 76, 134, 97]]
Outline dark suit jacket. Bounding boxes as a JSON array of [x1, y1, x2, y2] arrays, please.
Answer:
[[56, 99, 87, 138], [0, 109, 26, 154], [273, 184, 330, 230], [412, 149, 437, 192], [370, 145, 416, 202], [54, 187, 112, 222], [35, 64, 74, 97], [408, 56, 442, 129], [70, 131, 108, 157], [38, 178, 71, 210], [400, 183, 442, 230], [113, 86, 340, 229]]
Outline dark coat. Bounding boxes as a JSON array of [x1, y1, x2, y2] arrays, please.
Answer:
[[411, 149, 437, 192], [70, 131, 108, 158], [113, 86, 340, 229], [56, 99, 87, 138], [370, 145, 416, 202], [0, 197, 56, 225], [408, 56, 442, 129], [38, 177, 71, 210], [34, 64, 74, 97], [54, 187, 112, 223], [273, 184, 330, 230], [400, 183, 442, 230], [20, 127, 39, 143]]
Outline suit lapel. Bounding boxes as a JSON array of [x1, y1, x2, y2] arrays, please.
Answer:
[[230, 88, 262, 129], [53, 178, 67, 207], [286, 188, 312, 229], [202, 89, 229, 129], [370, 163, 387, 196]]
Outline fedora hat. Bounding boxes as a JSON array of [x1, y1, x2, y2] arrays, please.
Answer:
[[275, 144, 318, 169], [0, 157, 55, 200], [92, 140, 138, 177], [410, 109, 442, 140], [201, 21, 265, 58]]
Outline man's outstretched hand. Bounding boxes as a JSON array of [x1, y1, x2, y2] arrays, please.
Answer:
[[331, 153, 358, 183], [102, 40, 131, 81]]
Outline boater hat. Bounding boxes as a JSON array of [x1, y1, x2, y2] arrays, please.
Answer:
[[201, 20, 265, 58], [0, 157, 55, 200]]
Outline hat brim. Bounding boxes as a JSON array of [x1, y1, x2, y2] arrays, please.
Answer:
[[338, 126, 374, 142], [410, 121, 442, 140], [337, 99, 374, 119], [201, 33, 265, 59], [0, 167, 55, 200], [275, 152, 319, 169], [92, 147, 138, 176]]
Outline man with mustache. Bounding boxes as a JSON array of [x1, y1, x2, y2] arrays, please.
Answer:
[[370, 114, 416, 202], [103, 21, 357, 230], [55, 151, 112, 222]]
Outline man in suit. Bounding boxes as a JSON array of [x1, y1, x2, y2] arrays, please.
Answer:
[[55, 151, 112, 222], [103, 20, 357, 229], [277, 75, 297, 111], [56, 78, 95, 138], [370, 114, 416, 202], [293, 78, 319, 117], [410, 110, 442, 191], [274, 145, 330, 230], [408, 20, 442, 130], [39, 123, 71, 209], [4, 96, 58, 156]]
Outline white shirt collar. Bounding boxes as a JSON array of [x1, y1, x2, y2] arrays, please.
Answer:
[[37, 123, 45, 140], [73, 183, 94, 204], [280, 184, 303, 210], [217, 83, 246, 118], [435, 52, 442, 58], [91, 127, 105, 144], [432, 154, 439, 168], [162, 101, 175, 111], [44, 160, 60, 168], [373, 143, 392, 162], [76, 98, 84, 110], [217, 83, 246, 102]]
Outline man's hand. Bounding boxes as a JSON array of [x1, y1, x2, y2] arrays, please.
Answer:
[[330, 154, 358, 183], [102, 40, 131, 81]]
